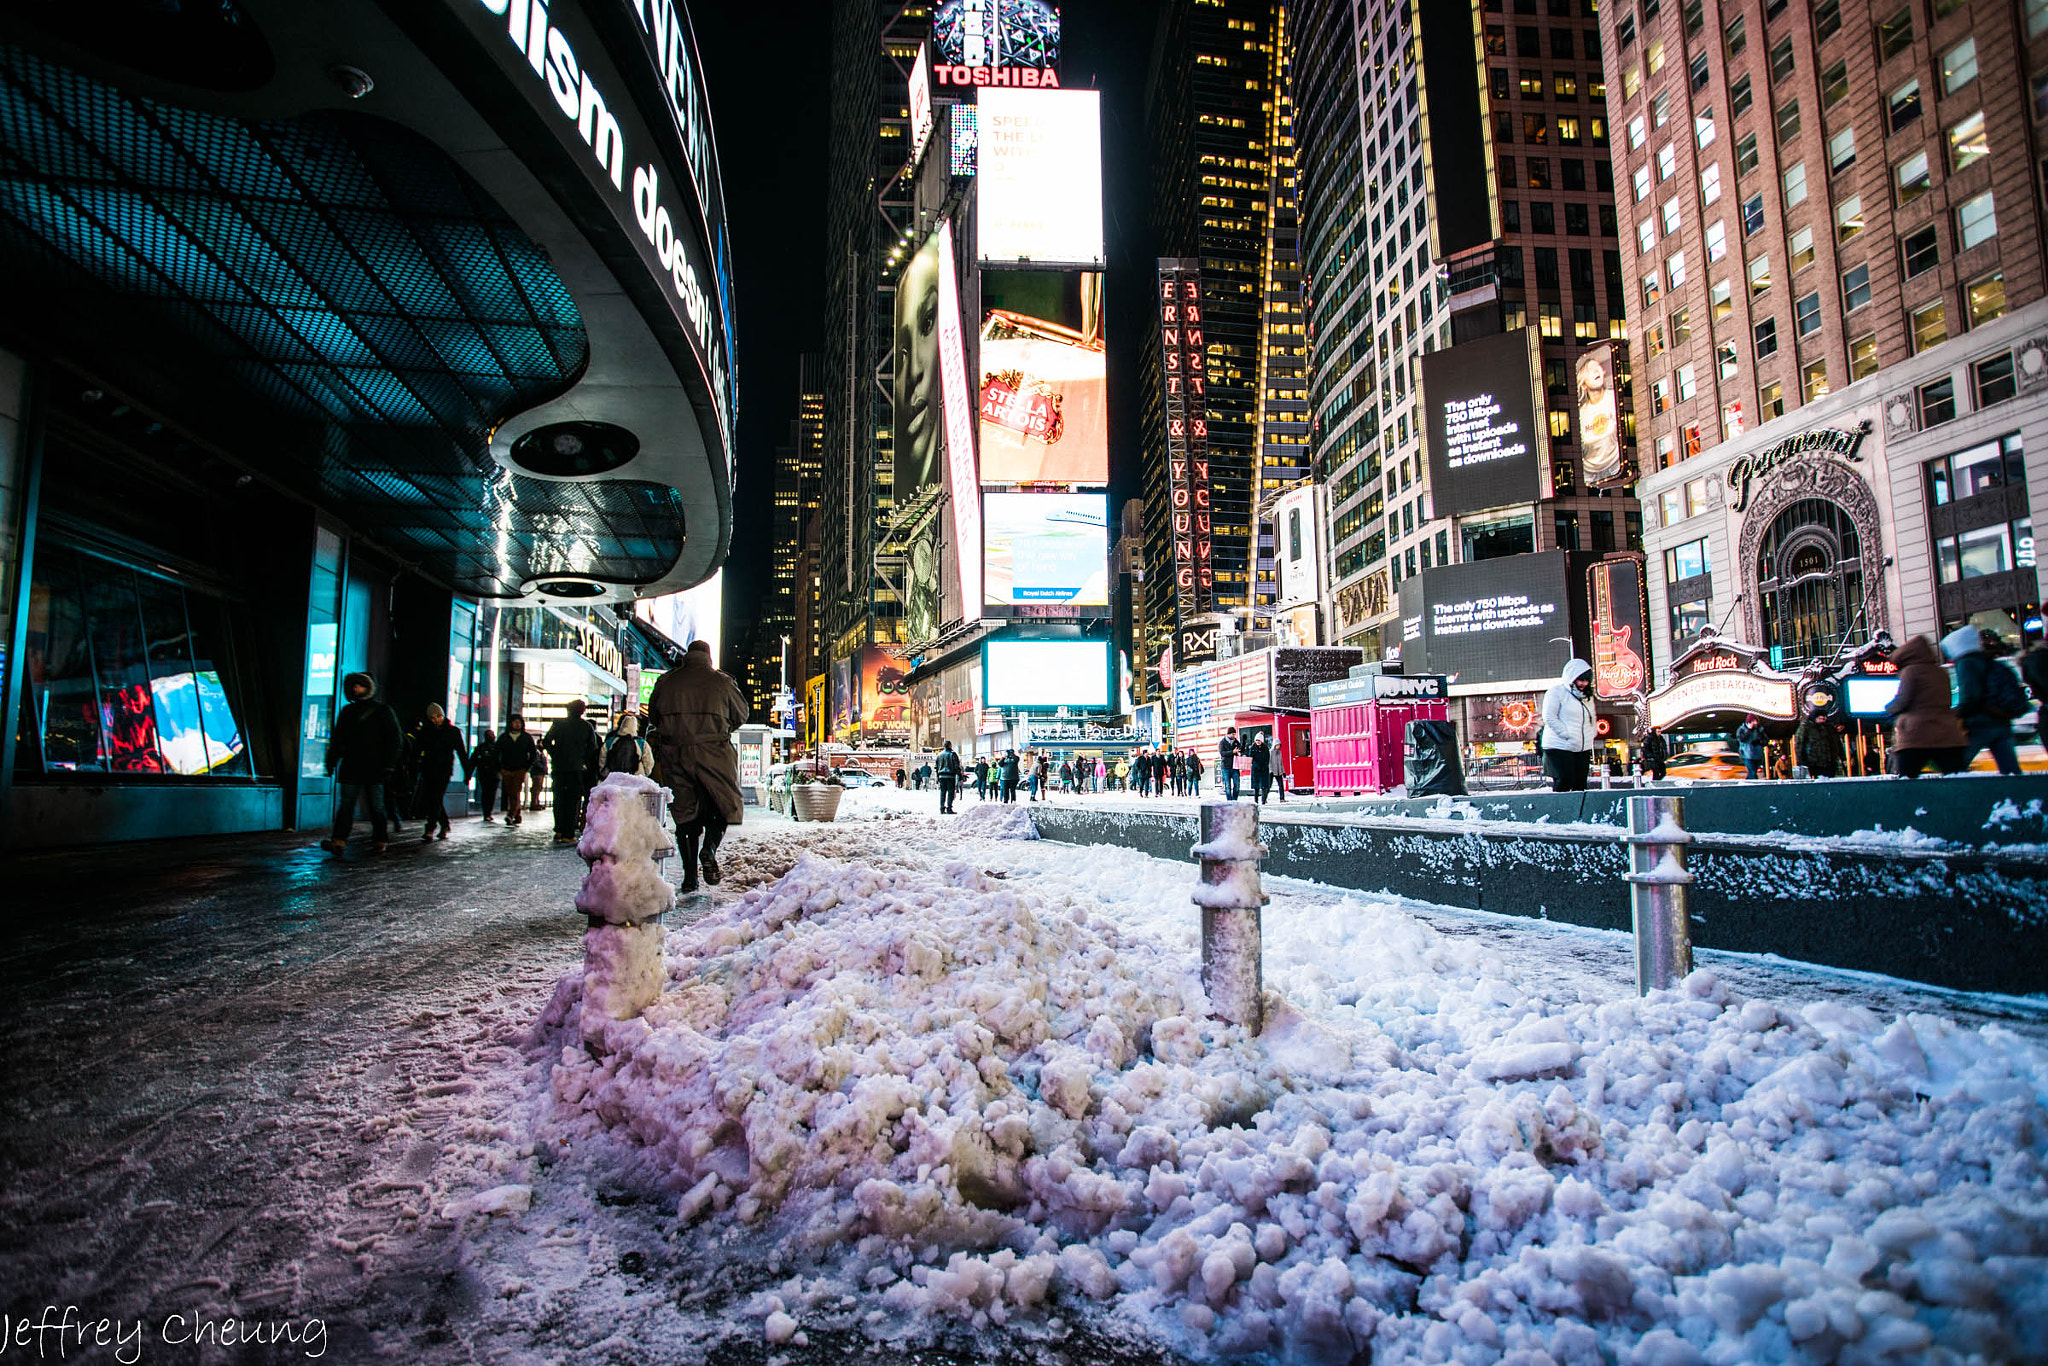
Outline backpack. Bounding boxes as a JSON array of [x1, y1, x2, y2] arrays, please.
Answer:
[[1984, 658, 2030, 721], [605, 734, 644, 775]]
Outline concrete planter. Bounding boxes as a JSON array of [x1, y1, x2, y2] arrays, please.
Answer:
[[792, 783, 843, 823]]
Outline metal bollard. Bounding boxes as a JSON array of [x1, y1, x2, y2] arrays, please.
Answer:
[[1191, 802, 1269, 1032], [1623, 793, 1695, 994]]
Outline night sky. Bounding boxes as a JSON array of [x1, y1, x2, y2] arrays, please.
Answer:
[[695, 0, 1161, 635]]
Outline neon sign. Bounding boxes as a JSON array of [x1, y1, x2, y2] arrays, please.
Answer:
[[1159, 258, 1213, 660]]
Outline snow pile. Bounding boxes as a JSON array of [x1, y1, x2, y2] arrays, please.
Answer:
[[574, 774, 675, 1049], [575, 774, 676, 924], [539, 844, 2048, 1363], [951, 802, 1038, 840]]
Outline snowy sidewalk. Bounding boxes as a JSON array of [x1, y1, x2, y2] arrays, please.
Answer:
[[531, 797, 2048, 1364]]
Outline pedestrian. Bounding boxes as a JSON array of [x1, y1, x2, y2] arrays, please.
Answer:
[[543, 699, 603, 842], [1734, 714, 1769, 780], [1189, 751, 1204, 795], [2022, 639, 2048, 712], [1250, 732, 1272, 804], [1033, 753, 1049, 800], [1885, 635, 1968, 777], [648, 639, 750, 892], [497, 715, 537, 824], [473, 727, 501, 821], [528, 745, 548, 815], [1058, 759, 1073, 792], [936, 740, 962, 813], [894, 766, 906, 789], [1640, 724, 1670, 781], [999, 749, 1020, 803], [411, 703, 471, 841], [974, 755, 990, 800], [603, 712, 654, 777], [387, 718, 417, 834], [1218, 728, 1241, 800], [1115, 756, 1128, 791], [1794, 712, 1841, 778], [1539, 659, 1598, 792], [1944, 625, 2027, 776], [320, 671, 402, 855]]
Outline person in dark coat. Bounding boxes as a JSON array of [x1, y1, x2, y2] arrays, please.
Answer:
[[497, 716, 538, 825], [1640, 725, 1670, 781], [1944, 625, 2023, 776], [935, 741, 963, 813], [1249, 733, 1273, 803], [473, 728, 501, 821], [1794, 713, 1842, 778], [411, 703, 472, 841], [1886, 635, 1968, 777], [543, 698, 603, 842], [1734, 715, 1769, 780], [973, 755, 990, 800], [1218, 729, 1241, 800], [387, 719, 417, 833], [999, 749, 1021, 803], [2022, 641, 2048, 711], [321, 671, 402, 855], [649, 640, 750, 891]]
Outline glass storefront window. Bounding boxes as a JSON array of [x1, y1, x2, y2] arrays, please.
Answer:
[[301, 527, 343, 779], [17, 544, 249, 777], [1929, 433, 2025, 505]]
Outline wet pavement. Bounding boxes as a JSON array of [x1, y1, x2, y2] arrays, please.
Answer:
[[0, 812, 1191, 1365]]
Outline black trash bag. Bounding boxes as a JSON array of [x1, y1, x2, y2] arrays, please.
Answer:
[[1405, 718, 1467, 796]]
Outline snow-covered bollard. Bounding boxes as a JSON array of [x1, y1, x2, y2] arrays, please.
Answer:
[[1623, 793, 1694, 994], [1190, 801, 1269, 1033], [574, 774, 677, 1049]]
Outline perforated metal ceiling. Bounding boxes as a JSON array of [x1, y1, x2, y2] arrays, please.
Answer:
[[0, 41, 688, 597]]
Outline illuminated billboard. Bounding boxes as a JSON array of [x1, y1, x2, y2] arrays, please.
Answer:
[[1576, 343, 1625, 486], [1589, 557, 1649, 699], [984, 492, 1107, 609], [983, 638, 1110, 709], [976, 88, 1103, 266], [1421, 328, 1548, 517], [935, 223, 982, 616], [635, 570, 722, 662], [909, 44, 934, 163], [978, 269, 1106, 483], [933, 0, 1061, 78], [1396, 552, 1573, 686], [893, 232, 948, 504]]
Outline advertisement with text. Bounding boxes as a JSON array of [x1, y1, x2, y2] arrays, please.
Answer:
[[1395, 551, 1573, 686], [978, 269, 1106, 483], [1421, 328, 1547, 517], [983, 492, 1108, 610], [976, 88, 1102, 266]]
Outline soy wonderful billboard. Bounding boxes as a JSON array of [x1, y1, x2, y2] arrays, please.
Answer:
[[1396, 551, 1573, 687], [1421, 328, 1547, 517]]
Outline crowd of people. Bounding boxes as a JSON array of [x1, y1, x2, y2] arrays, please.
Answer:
[[889, 727, 1299, 807], [319, 640, 749, 892]]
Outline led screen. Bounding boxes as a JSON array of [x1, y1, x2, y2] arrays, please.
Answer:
[[1576, 343, 1624, 485], [636, 572, 722, 662], [1845, 676, 1902, 716], [984, 492, 1107, 607], [984, 639, 1109, 708], [1396, 551, 1572, 686], [978, 270, 1106, 483], [150, 670, 246, 775], [1421, 328, 1547, 517], [934, 0, 1061, 69], [893, 231, 949, 503], [976, 88, 1103, 266]]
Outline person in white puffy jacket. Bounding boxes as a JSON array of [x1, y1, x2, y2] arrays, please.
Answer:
[[1540, 658, 1599, 792]]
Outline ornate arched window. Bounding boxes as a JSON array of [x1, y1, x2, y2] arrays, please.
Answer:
[[1756, 498, 1865, 665]]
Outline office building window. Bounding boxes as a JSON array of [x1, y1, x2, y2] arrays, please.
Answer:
[[1850, 333, 1880, 379], [1795, 291, 1824, 336], [1760, 379, 1786, 420], [1957, 191, 1997, 251], [1782, 161, 1808, 207], [1897, 150, 1931, 204], [1842, 263, 1872, 311], [1889, 79, 1921, 132], [1948, 110, 1987, 172], [1975, 352, 2017, 407], [1967, 273, 2007, 326], [1928, 432, 2025, 504], [1754, 315, 1780, 357], [1879, 9, 1914, 62], [1791, 225, 1816, 272], [1912, 300, 1949, 352], [1902, 224, 1940, 278], [1835, 194, 1864, 243], [1919, 375, 1957, 426], [1803, 359, 1830, 400], [1941, 38, 1977, 95]]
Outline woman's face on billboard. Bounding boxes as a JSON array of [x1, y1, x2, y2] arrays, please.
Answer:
[[894, 242, 943, 486]]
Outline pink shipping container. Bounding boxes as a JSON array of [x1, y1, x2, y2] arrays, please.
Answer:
[[1310, 694, 1449, 795]]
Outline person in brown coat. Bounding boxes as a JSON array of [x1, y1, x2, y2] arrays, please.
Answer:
[[1885, 635, 1967, 777], [648, 640, 749, 891]]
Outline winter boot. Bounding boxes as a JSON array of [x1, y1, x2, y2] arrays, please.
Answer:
[[701, 828, 723, 886], [679, 826, 700, 894]]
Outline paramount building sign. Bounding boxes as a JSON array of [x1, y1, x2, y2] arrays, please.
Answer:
[[1727, 421, 1871, 511]]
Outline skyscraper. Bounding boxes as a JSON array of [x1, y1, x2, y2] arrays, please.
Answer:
[[822, 2, 929, 671], [1294, 0, 1638, 663], [1604, 0, 2048, 687], [1141, 0, 1301, 668]]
